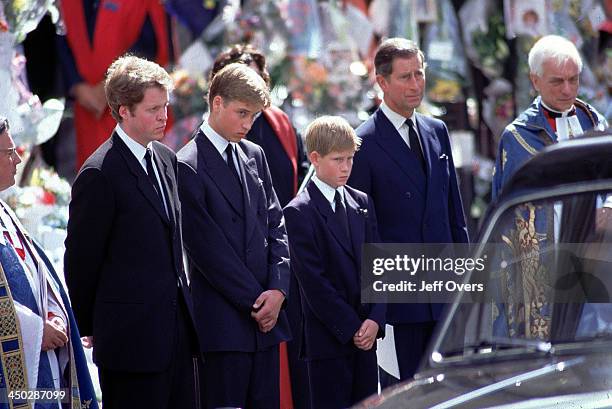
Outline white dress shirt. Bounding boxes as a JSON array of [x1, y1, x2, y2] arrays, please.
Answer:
[[115, 125, 169, 216], [379, 101, 424, 156], [200, 121, 240, 174], [312, 175, 346, 212]]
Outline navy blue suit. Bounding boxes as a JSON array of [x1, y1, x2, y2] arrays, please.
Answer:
[[247, 112, 311, 408], [177, 129, 291, 408], [348, 109, 469, 381], [284, 182, 385, 408]]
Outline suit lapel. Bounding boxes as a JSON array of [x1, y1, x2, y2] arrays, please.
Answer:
[[307, 183, 354, 257], [196, 132, 244, 216], [344, 191, 364, 265], [236, 145, 259, 243], [152, 145, 176, 230], [113, 134, 170, 226], [415, 113, 442, 180], [415, 113, 444, 206], [373, 110, 426, 197]]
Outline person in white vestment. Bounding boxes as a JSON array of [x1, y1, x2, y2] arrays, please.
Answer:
[[0, 116, 97, 409]]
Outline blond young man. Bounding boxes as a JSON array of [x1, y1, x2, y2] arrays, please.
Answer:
[[65, 55, 200, 408], [284, 116, 385, 408], [177, 63, 291, 409]]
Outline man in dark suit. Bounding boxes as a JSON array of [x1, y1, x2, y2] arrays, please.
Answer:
[[64, 56, 200, 409], [284, 116, 385, 408], [348, 38, 469, 386], [177, 63, 291, 409], [209, 44, 311, 409]]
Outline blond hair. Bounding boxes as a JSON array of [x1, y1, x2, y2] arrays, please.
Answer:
[[105, 55, 173, 122], [208, 63, 270, 108], [305, 116, 361, 156]]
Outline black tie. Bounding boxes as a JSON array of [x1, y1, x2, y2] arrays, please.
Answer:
[[406, 119, 426, 172], [145, 148, 163, 202], [225, 144, 241, 184], [334, 190, 350, 239]]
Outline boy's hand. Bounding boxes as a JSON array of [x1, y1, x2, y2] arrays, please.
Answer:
[[251, 290, 285, 333], [353, 319, 379, 351]]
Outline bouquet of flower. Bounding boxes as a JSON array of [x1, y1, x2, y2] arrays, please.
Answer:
[[1, 167, 70, 235], [423, 0, 470, 103], [169, 69, 208, 120], [285, 1, 372, 127], [288, 48, 370, 127], [1, 0, 64, 148], [482, 79, 515, 144], [460, 0, 510, 79], [0, 0, 59, 43]]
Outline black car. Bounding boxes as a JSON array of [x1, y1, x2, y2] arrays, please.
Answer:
[[357, 134, 612, 408]]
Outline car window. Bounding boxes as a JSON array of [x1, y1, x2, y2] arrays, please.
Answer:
[[435, 189, 612, 360]]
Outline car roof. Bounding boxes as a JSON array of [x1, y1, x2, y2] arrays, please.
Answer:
[[497, 133, 612, 202]]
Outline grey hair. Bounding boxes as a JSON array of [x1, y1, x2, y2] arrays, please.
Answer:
[[528, 35, 583, 76], [0, 116, 8, 135]]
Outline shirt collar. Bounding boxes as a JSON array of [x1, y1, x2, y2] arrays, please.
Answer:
[[115, 125, 151, 164], [540, 100, 576, 118], [312, 175, 345, 206], [380, 101, 417, 131], [200, 120, 233, 156]]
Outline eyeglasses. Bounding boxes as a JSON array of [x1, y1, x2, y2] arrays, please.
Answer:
[[0, 147, 17, 156]]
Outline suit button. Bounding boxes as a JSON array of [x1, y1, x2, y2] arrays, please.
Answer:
[[406, 192, 411, 198]]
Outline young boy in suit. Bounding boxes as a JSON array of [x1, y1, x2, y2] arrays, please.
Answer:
[[177, 63, 291, 409], [284, 116, 386, 408]]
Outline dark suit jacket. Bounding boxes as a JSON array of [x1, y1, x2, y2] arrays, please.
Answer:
[[177, 129, 291, 353], [348, 109, 469, 324], [284, 183, 385, 360], [64, 133, 194, 372]]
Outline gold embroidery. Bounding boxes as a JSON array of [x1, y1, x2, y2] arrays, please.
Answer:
[[574, 98, 597, 127], [5, 354, 27, 389], [0, 299, 18, 338], [508, 125, 539, 156], [0, 262, 32, 409], [500, 203, 552, 339]]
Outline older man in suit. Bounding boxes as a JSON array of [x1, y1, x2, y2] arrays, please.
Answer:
[[64, 56, 200, 409], [348, 38, 469, 386], [177, 63, 291, 409]]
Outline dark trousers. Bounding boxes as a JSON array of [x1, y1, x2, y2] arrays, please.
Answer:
[[287, 274, 311, 409], [307, 350, 378, 409], [379, 321, 436, 389], [202, 347, 279, 409], [98, 297, 200, 409]]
